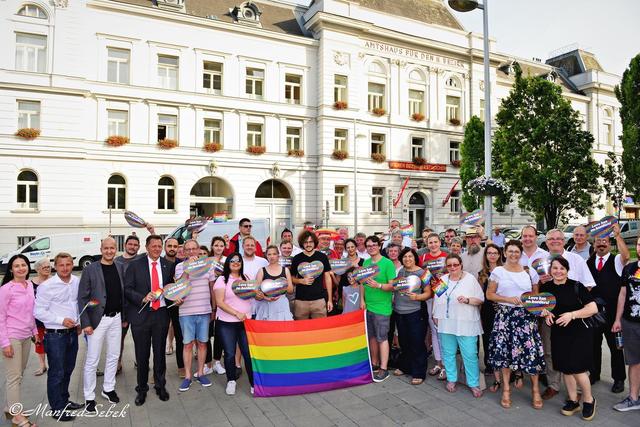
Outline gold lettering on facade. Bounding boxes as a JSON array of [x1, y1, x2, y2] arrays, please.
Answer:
[[362, 40, 464, 68]]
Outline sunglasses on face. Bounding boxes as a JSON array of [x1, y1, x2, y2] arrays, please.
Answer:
[[229, 258, 241, 263], [242, 224, 253, 228]]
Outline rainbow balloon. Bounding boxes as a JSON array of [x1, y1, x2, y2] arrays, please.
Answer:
[[232, 280, 258, 300], [260, 278, 288, 298]]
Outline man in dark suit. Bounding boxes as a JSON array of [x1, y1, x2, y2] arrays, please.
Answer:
[[124, 235, 175, 406], [78, 237, 126, 413]]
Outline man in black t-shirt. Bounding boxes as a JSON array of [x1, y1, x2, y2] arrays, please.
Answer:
[[290, 230, 332, 319]]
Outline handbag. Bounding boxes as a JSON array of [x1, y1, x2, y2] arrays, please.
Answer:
[[572, 282, 606, 328]]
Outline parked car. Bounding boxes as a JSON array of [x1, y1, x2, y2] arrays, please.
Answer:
[[166, 219, 270, 251], [618, 220, 640, 246]]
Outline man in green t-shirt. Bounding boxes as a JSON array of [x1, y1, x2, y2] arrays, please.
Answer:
[[362, 235, 396, 382]]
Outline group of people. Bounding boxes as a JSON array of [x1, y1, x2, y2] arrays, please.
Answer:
[[1, 218, 639, 426]]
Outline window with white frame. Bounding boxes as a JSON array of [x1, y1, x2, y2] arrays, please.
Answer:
[[157, 114, 177, 141], [479, 99, 485, 119], [368, 82, 385, 111], [112, 235, 125, 252], [371, 187, 384, 213], [107, 174, 126, 210], [284, 74, 301, 104], [15, 33, 47, 73], [603, 109, 614, 145], [371, 133, 385, 155], [334, 75, 348, 103], [286, 127, 301, 151], [17, 100, 40, 129], [245, 68, 264, 98], [18, 5, 47, 19], [17, 170, 38, 209], [412, 137, 425, 159], [203, 61, 222, 93], [157, 55, 178, 89], [334, 129, 348, 152], [107, 48, 130, 84], [334, 186, 348, 213], [449, 141, 461, 163], [409, 89, 424, 116], [247, 123, 263, 147], [108, 110, 128, 137], [446, 95, 460, 121], [204, 119, 221, 144], [157, 176, 175, 211], [450, 190, 461, 213]]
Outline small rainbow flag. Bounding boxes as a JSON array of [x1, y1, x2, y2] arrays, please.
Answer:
[[77, 299, 100, 320], [432, 278, 448, 297], [400, 225, 414, 236], [420, 269, 432, 286], [245, 309, 372, 397]]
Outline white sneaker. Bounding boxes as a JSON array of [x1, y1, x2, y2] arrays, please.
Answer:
[[213, 361, 226, 375], [225, 380, 237, 395], [203, 365, 214, 376]]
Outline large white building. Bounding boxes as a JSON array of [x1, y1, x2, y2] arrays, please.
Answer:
[[0, 0, 625, 254]]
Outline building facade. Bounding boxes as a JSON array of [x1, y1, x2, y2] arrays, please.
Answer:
[[0, 0, 623, 254]]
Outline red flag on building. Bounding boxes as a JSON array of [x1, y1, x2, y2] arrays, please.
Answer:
[[442, 179, 460, 207], [393, 177, 410, 207]]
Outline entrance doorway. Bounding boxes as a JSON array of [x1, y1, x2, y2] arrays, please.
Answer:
[[189, 177, 233, 217], [408, 192, 430, 238], [254, 179, 293, 243]]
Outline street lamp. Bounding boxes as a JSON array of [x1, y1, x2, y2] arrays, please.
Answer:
[[448, 0, 493, 233]]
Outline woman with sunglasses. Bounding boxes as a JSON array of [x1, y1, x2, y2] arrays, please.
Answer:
[[31, 257, 51, 377], [212, 253, 254, 395], [432, 253, 484, 397]]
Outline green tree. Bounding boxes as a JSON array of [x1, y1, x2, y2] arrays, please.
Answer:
[[460, 115, 484, 211], [615, 54, 640, 199], [602, 151, 625, 218], [493, 63, 602, 229]]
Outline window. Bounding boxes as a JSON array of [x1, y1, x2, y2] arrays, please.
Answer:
[[371, 187, 384, 213], [107, 48, 130, 84], [203, 61, 222, 93], [409, 90, 424, 115], [286, 127, 301, 151], [449, 141, 460, 163], [18, 5, 47, 18], [112, 235, 125, 252], [334, 129, 348, 151], [368, 82, 385, 111], [334, 186, 348, 213], [245, 68, 264, 98], [604, 123, 613, 145], [157, 114, 177, 141], [204, 119, 221, 144], [15, 33, 46, 73], [284, 74, 301, 104], [17, 236, 36, 247], [450, 190, 461, 213], [17, 100, 40, 129], [23, 237, 49, 252], [446, 96, 460, 121], [334, 75, 348, 103], [412, 137, 425, 159], [371, 133, 385, 155], [157, 176, 175, 211], [107, 110, 128, 137], [157, 55, 178, 89], [17, 170, 38, 209], [107, 174, 126, 210], [479, 99, 485, 119], [247, 123, 263, 147]]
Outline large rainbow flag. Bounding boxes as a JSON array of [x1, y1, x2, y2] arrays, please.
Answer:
[[245, 309, 372, 397]]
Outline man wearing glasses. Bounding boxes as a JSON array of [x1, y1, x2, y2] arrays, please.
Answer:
[[224, 218, 264, 257], [290, 230, 332, 319]]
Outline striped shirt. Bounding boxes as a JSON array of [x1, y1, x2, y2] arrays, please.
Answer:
[[174, 261, 215, 316]]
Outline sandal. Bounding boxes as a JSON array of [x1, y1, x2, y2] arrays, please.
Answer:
[[532, 391, 543, 410], [393, 369, 404, 376], [470, 386, 483, 398], [428, 365, 441, 376], [33, 366, 47, 376], [501, 389, 512, 408], [411, 378, 424, 385], [445, 381, 457, 393], [513, 372, 524, 389], [12, 417, 36, 427], [437, 369, 447, 381], [489, 380, 501, 393]]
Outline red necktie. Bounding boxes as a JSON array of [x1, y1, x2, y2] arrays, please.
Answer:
[[151, 261, 160, 310], [597, 257, 603, 272]]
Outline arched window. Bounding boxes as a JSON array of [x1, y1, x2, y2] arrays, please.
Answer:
[[17, 170, 38, 209], [107, 174, 126, 210], [408, 69, 427, 117], [158, 176, 175, 210], [602, 108, 614, 146], [255, 180, 291, 199], [17, 4, 47, 19], [368, 61, 386, 75], [409, 69, 425, 82], [367, 60, 387, 113], [445, 75, 463, 124]]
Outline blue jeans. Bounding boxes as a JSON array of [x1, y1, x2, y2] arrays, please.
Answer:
[[439, 333, 480, 387], [44, 331, 78, 411], [217, 320, 253, 386], [395, 310, 427, 379]]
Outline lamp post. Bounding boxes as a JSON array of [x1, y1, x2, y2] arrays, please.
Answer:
[[448, 0, 493, 233]]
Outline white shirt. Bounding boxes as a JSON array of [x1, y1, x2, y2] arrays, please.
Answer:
[[594, 252, 624, 276], [33, 274, 80, 329], [243, 255, 269, 280], [356, 249, 371, 260], [560, 250, 596, 288], [291, 245, 303, 256], [520, 246, 550, 269], [490, 266, 539, 307], [433, 272, 484, 336], [148, 256, 166, 308]]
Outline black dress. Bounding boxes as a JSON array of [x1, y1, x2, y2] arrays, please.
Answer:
[[540, 279, 595, 374]]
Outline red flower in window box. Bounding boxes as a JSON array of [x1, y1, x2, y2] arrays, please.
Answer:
[[411, 113, 425, 122], [332, 149, 348, 160], [371, 153, 386, 163], [157, 138, 178, 149], [287, 149, 304, 157], [413, 157, 427, 166], [15, 128, 41, 140], [333, 101, 348, 110], [371, 108, 386, 117], [203, 142, 222, 152], [451, 159, 461, 167], [246, 145, 266, 155], [106, 135, 130, 147]]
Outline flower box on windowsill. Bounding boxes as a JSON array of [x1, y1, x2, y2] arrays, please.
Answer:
[[333, 101, 348, 110], [332, 149, 348, 160], [15, 128, 41, 140], [451, 160, 461, 167], [157, 138, 178, 149], [371, 153, 386, 163], [449, 118, 461, 126], [106, 135, 129, 147], [287, 149, 304, 157], [371, 108, 386, 117], [246, 145, 266, 155], [203, 142, 222, 153], [412, 157, 427, 166], [411, 113, 425, 122]]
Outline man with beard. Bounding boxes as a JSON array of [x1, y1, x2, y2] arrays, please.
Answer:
[[461, 227, 485, 279], [163, 237, 185, 378], [587, 224, 629, 393]]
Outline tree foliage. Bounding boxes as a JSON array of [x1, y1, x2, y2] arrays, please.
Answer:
[[493, 63, 602, 229], [615, 54, 640, 199], [602, 151, 625, 218], [460, 115, 484, 211]]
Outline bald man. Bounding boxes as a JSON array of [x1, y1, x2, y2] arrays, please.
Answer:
[[77, 237, 126, 413], [568, 225, 594, 261]]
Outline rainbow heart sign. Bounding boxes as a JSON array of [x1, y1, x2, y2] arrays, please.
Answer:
[[400, 225, 414, 237], [330, 258, 351, 275], [186, 217, 208, 233], [278, 256, 292, 268], [163, 278, 192, 301], [297, 261, 324, 279], [183, 256, 215, 279], [460, 209, 485, 226], [352, 265, 380, 284], [423, 258, 446, 277], [392, 275, 422, 294], [587, 216, 618, 239], [260, 278, 288, 298], [532, 257, 552, 276], [232, 280, 258, 300], [212, 260, 224, 276], [124, 210, 147, 228], [521, 292, 556, 316]]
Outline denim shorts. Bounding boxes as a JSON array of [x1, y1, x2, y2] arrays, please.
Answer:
[[180, 314, 210, 344]]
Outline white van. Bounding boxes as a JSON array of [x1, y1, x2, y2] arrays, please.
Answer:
[[0, 233, 101, 272], [166, 219, 270, 250]]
